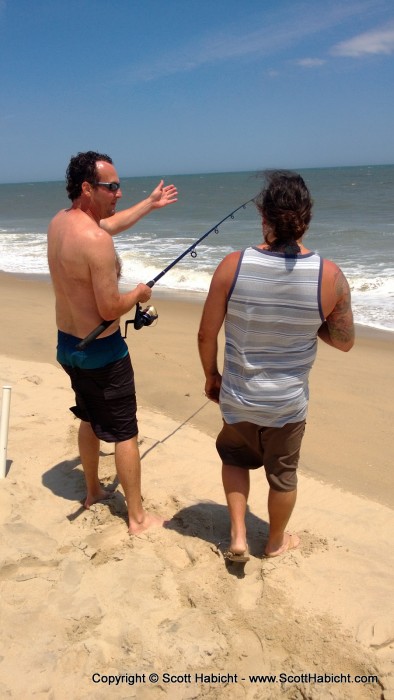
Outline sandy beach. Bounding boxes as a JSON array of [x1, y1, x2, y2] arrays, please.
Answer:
[[0, 271, 393, 699]]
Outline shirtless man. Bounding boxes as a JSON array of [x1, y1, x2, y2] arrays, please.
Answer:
[[198, 170, 354, 561], [47, 151, 177, 533]]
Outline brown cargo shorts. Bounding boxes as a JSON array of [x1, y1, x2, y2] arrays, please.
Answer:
[[216, 419, 306, 491]]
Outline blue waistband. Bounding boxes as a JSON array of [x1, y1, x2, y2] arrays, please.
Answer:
[[57, 328, 129, 369]]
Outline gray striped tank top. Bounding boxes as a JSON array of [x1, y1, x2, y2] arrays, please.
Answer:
[[220, 246, 324, 427]]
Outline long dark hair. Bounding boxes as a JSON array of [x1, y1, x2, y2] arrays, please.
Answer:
[[255, 170, 313, 254]]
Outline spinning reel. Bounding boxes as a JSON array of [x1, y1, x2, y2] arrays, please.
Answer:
[[122, 303, 158, 338]]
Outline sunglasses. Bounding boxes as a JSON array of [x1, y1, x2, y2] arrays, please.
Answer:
[[96, 182, 121, 192]]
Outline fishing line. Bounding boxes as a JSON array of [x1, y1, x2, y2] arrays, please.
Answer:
[[139, 399, 211, 461], [76, 197, 255, 350]]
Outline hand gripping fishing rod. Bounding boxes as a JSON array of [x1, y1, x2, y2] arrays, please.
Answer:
[[76, 197, 255, 350]]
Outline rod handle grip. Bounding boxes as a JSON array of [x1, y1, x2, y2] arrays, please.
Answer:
[[75, 320, 114, 350]]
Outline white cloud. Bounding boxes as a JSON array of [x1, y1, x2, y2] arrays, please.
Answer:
[[331, 26, 394, 57], [296, 58, 326, 67], [120, 2, 380, 84]]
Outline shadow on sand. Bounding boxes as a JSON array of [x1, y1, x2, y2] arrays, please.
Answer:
[[42, 455, 269, 574], [42, 453, 124, 523], [164, 500, 269, 577]]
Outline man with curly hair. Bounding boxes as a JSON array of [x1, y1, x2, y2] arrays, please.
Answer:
[[198, 170, 354, 561], [48, 151, 177, 534]]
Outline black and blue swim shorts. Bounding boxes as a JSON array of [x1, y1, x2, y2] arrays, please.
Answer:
[[58, 330, 137, 442]]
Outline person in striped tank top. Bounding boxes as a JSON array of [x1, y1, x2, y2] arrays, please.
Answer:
[[198, 170, 354, 562]]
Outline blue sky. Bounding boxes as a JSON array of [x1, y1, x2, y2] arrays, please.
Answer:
[[0, 0, 393, 183]]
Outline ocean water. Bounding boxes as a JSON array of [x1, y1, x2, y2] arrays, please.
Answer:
[[0, 165, 393, 332]]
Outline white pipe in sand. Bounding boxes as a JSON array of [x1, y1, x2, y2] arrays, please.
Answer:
[[0, 385, 12, 478]]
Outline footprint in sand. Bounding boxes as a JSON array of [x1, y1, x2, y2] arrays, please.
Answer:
[[22, 375, 43, 385], [357, 617, 394, 649], [0, 556, 58, 582]]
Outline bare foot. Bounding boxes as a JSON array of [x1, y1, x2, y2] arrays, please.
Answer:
[[83, 488, 113, 509], [228, 537, 248, 557], [265, 532, 300, 558], [128, 511, 166, 535], [227, 525, 248, 554]]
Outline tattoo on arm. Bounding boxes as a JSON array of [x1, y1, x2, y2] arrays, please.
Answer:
[[326, 270, 355, 344]]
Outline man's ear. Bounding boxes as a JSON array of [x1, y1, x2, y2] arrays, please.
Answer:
[[81, 181, 93, 197]]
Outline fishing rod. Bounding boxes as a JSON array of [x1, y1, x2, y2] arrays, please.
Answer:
[[76, 197, 255, 350]]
